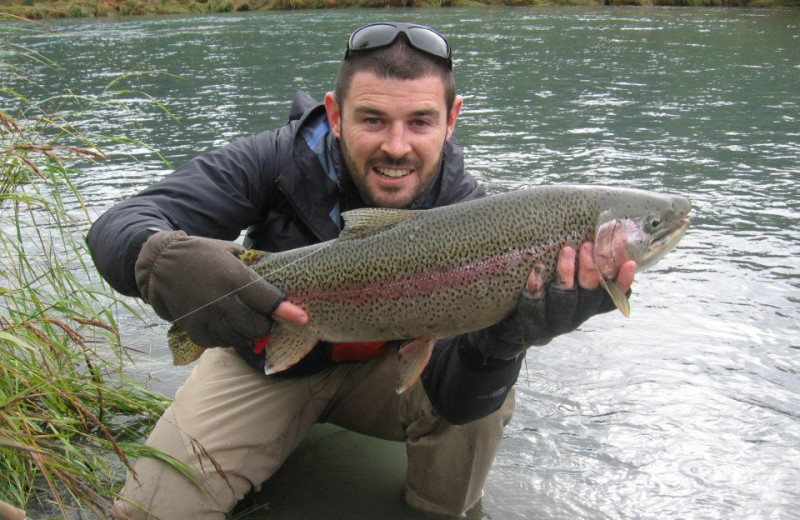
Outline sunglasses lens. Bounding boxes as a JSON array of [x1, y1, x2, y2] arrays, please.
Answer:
[[406, 27, 450, 59], [346, 22, 452, 68], [349, 23, 399, 51]]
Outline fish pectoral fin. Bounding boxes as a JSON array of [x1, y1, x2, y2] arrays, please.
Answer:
[[264, 326, 318, 375], [396, 338, 436, 395], [340, 208, 421, 239], [598, 277, 631, 317], [167, 325, 206, 366]]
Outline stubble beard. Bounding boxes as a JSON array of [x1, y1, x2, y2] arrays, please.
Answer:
[[338, 132, 446, 209]]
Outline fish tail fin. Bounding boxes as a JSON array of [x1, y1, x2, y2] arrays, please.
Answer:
[[396, 338, 436, 394], [598, 277, 631, 317], [167, 325, 206, 365], [263, 325, 318, 374]]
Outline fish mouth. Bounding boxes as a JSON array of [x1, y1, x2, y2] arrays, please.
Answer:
[[652, 218, 690, 247], [640, 218, 690, 270]]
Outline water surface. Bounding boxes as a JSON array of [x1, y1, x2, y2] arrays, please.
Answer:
[[6, 7, 800, 519]]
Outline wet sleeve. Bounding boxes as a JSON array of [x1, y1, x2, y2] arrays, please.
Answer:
[[86, 131, 280, 297], [421, 336, 523, 425]]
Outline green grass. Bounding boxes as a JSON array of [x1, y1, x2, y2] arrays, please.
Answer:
[[1, 16, 172, 518]]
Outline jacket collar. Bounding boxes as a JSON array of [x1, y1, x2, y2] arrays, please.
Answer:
[[277, 95, 342, 242]]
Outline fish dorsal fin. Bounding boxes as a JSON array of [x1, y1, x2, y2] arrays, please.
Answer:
[[340, 208, 420, 239]]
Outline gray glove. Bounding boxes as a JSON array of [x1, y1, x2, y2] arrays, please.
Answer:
[[465, 285, 619, 361], [134, 230, 285, 369]]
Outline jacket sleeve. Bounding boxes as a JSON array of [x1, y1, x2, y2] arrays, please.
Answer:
[[86, 131, 282, 297]]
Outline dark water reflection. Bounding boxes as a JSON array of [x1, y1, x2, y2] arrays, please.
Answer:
[[5, 7, 799, 519]]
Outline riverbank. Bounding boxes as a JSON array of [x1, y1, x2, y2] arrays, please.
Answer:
[[0, 23, 177, 515], [1, 0, 797, 20]]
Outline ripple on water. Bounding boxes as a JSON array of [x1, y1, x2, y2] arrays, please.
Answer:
[[5, 7, 800, 520]]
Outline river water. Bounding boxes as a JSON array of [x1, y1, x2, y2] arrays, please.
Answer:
[[5, 7, 800, 520]]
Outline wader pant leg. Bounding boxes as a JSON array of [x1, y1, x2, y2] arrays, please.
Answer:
[[321, 350, 516, 517], [112, 348, 346, 520], [113, 348, 514, 520]]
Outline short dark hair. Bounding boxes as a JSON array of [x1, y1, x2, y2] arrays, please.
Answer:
[[334, 34, 456, 115]]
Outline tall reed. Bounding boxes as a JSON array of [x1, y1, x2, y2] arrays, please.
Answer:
[[1, 14, 170, 518]]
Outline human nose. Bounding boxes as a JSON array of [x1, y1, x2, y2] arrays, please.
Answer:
[[380, 121, 412, 158]]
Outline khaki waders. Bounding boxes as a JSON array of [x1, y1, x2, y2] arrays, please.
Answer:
[[113, 348, 515, 519]]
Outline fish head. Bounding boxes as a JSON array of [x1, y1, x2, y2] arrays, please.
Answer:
[[593, 191, 691, 279]]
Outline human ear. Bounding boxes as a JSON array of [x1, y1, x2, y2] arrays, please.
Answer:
[[324, 92, 341, 138], [446, 95, 463, 141]]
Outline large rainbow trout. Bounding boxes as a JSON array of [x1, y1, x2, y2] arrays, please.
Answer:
[[168, 185, 691, 392]]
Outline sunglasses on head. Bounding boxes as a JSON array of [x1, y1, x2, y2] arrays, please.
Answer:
[[345, 22, 452, 70]]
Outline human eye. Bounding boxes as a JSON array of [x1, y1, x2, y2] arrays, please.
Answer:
[[409, 110, 439, 130], [410, 118, 436, 131], [357, 114, 385, 129]]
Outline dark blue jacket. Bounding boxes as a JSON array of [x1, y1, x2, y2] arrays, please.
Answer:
[[87, 91, 522, 424]]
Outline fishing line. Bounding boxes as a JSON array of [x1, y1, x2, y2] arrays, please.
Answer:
[[167, 241, 336, 326]]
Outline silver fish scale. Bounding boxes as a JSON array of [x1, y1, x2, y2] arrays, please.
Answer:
[[248, 186, 685, 343]]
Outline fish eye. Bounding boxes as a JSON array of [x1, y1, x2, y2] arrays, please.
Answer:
[[646, 214, 662, 231]]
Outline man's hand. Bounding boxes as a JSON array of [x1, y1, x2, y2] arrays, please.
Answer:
[[527, 243, 636, 296], [135, 230, 308, 370], [464, 242, 636, 361]]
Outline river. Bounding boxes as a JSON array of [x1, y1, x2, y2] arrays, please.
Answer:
[[5, 6, 800, 520]]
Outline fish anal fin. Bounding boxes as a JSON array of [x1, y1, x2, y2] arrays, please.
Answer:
[[340, 208, 420, 239], [396, 338, 436, 394], [264, 326, 318, 375], [598, 277, 631, 317]]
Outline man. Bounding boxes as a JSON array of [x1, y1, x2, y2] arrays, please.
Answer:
[[88, 22, 635, 519]]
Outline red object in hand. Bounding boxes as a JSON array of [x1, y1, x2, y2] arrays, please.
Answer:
[[251, 334, 270, 355]]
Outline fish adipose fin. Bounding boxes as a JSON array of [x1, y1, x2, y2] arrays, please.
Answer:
[[396, 338, 436, 394], [340, 208, 421, 239], [598, 277, 631, 317], [263, 325, 318, 375]]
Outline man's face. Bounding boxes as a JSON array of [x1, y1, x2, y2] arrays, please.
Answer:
[[325, 71, 462, 209]]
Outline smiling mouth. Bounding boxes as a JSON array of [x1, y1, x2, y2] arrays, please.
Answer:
[[375, 166, 412, 179]]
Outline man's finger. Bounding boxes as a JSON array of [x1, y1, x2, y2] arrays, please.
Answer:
[[273, 301, 309, 325], [556, 246, 577, 290], [615, 260, 637, 294], [577, 242, 602, 290], [525, 264, 546, 298]]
